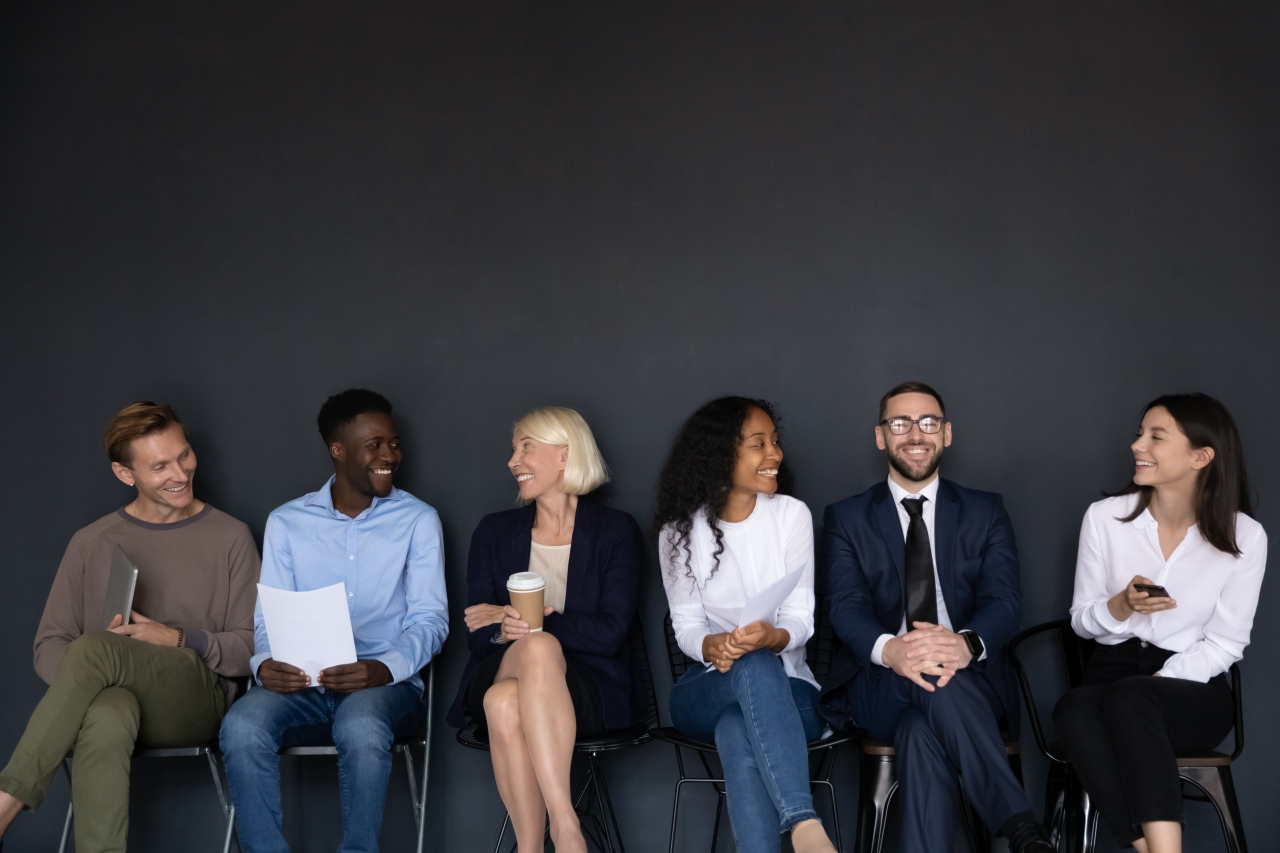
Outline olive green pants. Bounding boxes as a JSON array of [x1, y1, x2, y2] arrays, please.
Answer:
[[0, 631, 225, 853]]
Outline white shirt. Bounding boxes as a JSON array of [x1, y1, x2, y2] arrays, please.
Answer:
[[1070, 493, 1267, 683], [659, 493, 818, 688]]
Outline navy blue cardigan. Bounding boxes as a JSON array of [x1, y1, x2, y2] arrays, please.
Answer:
[[447, 500, 643, 730]]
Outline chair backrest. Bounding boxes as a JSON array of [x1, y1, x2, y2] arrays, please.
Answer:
[[1008, 620, 1245, 762], [661, 595, 836, 685], [627, 617, 661, 730]]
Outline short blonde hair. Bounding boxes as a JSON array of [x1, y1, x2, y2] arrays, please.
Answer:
[[513, 407, 610, 496], [104, 401, 184, 466]]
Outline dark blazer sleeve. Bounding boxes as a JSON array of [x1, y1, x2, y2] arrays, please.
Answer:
[[961, 494, 1021, 663], [542, 513, 642, 658], [465, 518, 504, 657], [824, 501, 889, 668]]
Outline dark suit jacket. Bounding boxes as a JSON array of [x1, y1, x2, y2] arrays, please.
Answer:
[[447, 500, 643, 730], [818, 479, 1022, 735]]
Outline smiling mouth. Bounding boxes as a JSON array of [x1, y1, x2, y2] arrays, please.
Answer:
[[163, 484, 188, 493], [371, 467, 394, 476], [757, 468, 778, 477], [1136, 461, 1155, 468], [516, 473, 534, 483]]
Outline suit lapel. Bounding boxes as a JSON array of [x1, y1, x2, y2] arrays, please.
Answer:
[[564, 500, 594, 614], [934, 479, 959, 621], [873, 484, 906, 600]]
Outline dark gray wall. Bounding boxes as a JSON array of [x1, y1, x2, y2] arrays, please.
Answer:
[[2, 2, 1278, 851]]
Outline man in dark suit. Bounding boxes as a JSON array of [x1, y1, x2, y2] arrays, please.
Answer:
[[820, 382, 1052, 853]]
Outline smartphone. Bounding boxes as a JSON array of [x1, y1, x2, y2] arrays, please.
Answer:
[[1133, 583, 1171, 598]]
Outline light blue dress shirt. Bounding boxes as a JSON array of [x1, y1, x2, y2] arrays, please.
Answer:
[[251, 476, 448, 692]]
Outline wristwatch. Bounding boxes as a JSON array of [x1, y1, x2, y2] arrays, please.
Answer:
[[961, 630, 984, 660]]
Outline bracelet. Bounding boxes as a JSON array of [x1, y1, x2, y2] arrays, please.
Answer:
[[176, 626, 185, 648]]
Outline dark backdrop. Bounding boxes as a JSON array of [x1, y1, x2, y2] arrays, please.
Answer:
[[2, 2, 1278, 851]]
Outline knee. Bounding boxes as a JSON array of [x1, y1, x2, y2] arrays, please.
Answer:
[[333, 705, 395, 754], [219, 695, 280, 755], [731, 648, 784, 684], [61, 632, 120, 670], [1052, 688, 1096, 737], [512, 631, 565, 670], [482, 680, 522, 733], [892, 709, 934, 749]]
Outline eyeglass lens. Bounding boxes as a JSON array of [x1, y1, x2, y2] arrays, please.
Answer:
[[886, 417, 942, 434]]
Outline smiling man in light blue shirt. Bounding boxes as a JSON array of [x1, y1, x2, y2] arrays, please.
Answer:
[[220, 389, 447, 853]]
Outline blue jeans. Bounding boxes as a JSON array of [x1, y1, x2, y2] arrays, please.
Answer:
[[669, 650, 824, 853], [220, 682, 426, 853]]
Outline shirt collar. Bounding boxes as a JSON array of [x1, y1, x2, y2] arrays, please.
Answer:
[[1131, 506, 1157, 530], [887, 473, 940, 507], [303, 475, 404, 518]]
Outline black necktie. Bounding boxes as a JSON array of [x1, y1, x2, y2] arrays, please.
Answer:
[[902, 497, 938, 626]]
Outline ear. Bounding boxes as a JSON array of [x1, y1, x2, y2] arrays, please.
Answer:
[[329, 441, 345, 463], [942, 421, 953, 448], [111, 461, 135, 487], [1191, 445, 1216, 470], [874, 425, 887, 451], [557, 445, 569, 471]]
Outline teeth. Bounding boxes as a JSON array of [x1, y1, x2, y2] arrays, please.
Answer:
[[757, 469, 778, 476], [516, 474, 534, 482], [372, 468, 392, 474], [1136, 461, 1155, 467]]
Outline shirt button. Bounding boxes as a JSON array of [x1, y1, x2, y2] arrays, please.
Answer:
[[349, 592, 354, 598], [349, 555, 354, 560], [1140, 641, 1149, 648]]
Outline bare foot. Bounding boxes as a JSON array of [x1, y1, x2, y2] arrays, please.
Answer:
[[0, 790, 24, 838], [790, 818, 836, 853]]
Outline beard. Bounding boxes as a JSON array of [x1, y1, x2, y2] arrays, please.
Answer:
[[887, 441, 944, 483]]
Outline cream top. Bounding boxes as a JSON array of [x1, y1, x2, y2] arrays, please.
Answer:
[[529, 542, 572, 613]]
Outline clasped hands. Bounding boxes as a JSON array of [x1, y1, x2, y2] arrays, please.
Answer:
[[702, 621, 790, 673], [882, 622, 974, 692], [463, 602, 554, 643]]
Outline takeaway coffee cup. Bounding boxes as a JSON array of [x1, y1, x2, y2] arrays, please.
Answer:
[[507, 572, 546, 632]]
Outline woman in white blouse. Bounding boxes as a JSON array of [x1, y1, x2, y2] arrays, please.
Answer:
[[655, 397, 836, 853], [1053, 394, 1266, 853]]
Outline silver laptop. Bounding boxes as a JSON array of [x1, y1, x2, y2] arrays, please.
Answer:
[[100, 545, 139, 630]]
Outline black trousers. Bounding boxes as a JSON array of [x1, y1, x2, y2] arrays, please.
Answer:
[[1052, 639, 1234, 846]]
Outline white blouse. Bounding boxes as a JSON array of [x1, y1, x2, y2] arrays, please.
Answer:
[[1070, 493, 1267, 683], [659, 493, 817, 688]]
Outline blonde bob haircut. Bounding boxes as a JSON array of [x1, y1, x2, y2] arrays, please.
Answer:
[[513, 406, 610, 496]]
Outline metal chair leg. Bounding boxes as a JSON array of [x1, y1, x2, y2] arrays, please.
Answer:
[[1065, 768, 1099, 853], [1180, 766, 1248, 853], [1043, 762, 1068, 849], [204, 750, 238, 853], [959, 788, 991, 853], [588, 752, 625, 853], [56, 758, 73, 853], [856, 753, 897, 853]]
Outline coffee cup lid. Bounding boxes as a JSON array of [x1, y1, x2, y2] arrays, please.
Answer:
[[507, 572, 546, 591]]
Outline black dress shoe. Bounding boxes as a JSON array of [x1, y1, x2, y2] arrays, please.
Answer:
[[1005, 818, 1055, 853]]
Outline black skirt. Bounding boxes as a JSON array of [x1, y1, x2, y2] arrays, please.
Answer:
[[464, 640, 607, 737]]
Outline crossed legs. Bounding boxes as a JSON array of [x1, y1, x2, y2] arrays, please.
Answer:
[[483, 632, 586, 853]]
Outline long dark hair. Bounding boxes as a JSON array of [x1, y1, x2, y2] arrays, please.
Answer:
[[1111, 393, 1253, 556], [653, 396, 794, 580]]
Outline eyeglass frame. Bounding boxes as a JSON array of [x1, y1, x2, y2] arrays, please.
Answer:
[[877, 415, 947, 435]]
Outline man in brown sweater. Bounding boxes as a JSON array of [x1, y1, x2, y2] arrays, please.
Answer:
[[0, 402, 260, 853]]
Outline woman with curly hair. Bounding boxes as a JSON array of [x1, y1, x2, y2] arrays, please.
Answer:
[[655, 397, 836, 853]]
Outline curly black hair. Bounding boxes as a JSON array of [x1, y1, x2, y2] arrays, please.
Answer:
[[653, 396, 794, 580], [317, 389, 393, 443]]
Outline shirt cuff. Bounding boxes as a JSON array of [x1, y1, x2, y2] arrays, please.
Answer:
[[250, 652, 270, 685], [1091, 598, 1132, 634], [374, 649, 414, 685], [682, 627, 711, 664], [958, 630, 988, 662], [182, 627, 210, 659], [870, 633, 895, 667]]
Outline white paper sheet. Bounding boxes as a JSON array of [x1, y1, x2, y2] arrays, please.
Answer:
[[257, 582, 358, 686], [738, 568, 804, 628]]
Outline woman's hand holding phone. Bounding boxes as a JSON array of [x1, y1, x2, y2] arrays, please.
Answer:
[[1107, 575, 1177, 621]]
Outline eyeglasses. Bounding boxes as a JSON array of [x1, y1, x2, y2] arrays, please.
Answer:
[[878, 416, 945, 435]]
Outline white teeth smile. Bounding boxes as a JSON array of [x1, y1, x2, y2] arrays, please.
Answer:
[[758, 469, 778, 476], [372, 468, 392, 475], [164, 485, 186, 492], [1136, 461, 1155, 467], [516, 474, 534, 483]]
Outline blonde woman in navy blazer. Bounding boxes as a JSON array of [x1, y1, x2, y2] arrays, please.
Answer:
[[448, 407, 642, 853]]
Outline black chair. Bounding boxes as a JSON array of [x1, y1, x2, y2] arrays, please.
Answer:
[[275, 662, 437, 853], [455, 619, 660, 853], [655, 600, 857, 853], [57, 744, 237, 853], [1008, 620, 1248, 853]]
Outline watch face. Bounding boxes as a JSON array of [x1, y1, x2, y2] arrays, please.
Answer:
[[965, 632, 983, 656]]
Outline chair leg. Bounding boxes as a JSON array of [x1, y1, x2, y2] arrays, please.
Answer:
[[814, 744, 842, 852], [588, 752, 626, 853], [1180, 766, 1248, 853], [57, 758, 73, 853], [1065, 768, 1100, 853], [709, 791, 724, 853], [205, 751, 238, 853], [855, 753, 897, 853], [1043, 763, 1068, 850], [493, 811, 512, 853]]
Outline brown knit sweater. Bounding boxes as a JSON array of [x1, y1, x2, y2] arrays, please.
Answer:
[[33, 504, 261, 703]]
